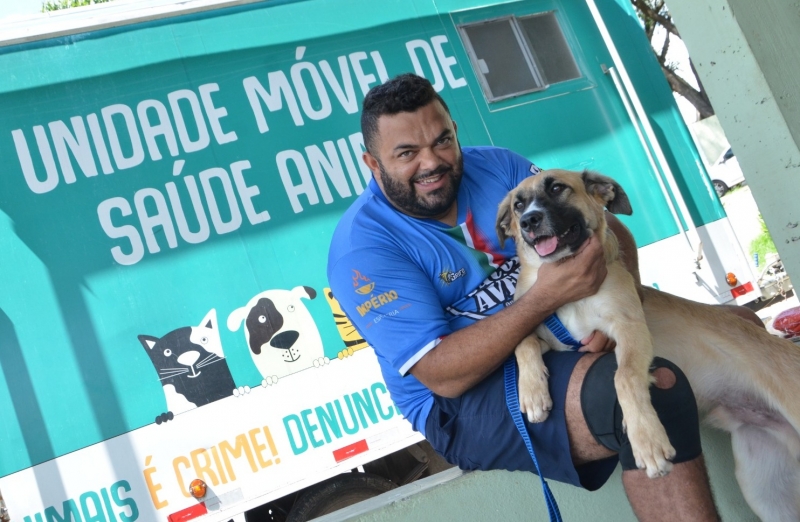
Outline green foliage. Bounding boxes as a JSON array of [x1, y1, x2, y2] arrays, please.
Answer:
[[750, 215, 778, 265], [41, 0, 112, 12]]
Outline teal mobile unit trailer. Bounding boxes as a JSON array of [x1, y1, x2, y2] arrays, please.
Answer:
[[0, 0, 757, 520]]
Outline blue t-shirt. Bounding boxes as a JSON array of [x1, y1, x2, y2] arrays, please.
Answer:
[[327, 146, 539, 434]]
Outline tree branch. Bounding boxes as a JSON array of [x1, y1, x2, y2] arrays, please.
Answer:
[[631, 0, 681, 37], [661, 64, 714, 118], [660, 31, 671, 63]]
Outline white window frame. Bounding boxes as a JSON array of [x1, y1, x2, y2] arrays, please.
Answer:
[[458, 12, 579, 103]]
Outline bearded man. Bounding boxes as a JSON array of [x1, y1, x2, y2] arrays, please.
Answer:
[[327, 73, 720, 521]]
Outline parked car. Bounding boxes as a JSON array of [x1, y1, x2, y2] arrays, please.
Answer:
[[709, 147, 746, 197]]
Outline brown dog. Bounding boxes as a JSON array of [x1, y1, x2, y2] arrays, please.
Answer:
[[496, 169, 800, 520]]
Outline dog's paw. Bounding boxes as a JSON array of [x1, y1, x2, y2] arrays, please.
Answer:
[[626, 414, 676, 478], [338, 348, 355, 359], [313, 357, 330, 368], [261, 376, 279, 387], [232, 386, 251, 397], [518, 370, 552, 423]]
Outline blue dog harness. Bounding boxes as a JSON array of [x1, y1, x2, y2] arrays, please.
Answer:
[[544, 313, 584, 350], [502, 313, 582, 521]]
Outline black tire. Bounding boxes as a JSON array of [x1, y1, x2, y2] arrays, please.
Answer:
[[286, 473, 397, 522], [713, 180, 728, 198]]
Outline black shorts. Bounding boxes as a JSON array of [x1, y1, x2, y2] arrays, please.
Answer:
[[424, 351, 618, 490]]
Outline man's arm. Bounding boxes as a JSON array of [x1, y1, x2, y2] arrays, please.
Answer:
[[410, 234, 608, 398]]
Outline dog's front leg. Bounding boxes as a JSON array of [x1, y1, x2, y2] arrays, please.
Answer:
[[516, 335, 552, 423], [612, 321, 677, 478]]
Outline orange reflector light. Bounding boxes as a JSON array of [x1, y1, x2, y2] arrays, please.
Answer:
[[726, 272, 738, 287], [189, 479, 207, 499]]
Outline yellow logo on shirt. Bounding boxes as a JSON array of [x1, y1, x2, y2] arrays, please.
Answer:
[[352, 269, 375, 295], [356, 290, 400, 317]]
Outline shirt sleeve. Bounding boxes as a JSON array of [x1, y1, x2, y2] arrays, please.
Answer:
[[328, 246, 452, 376], [500, 147, 542, 189]]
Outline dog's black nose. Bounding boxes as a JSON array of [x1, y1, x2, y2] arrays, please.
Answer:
[[520, 210, 543, 231], [271, 330, 299, 350]]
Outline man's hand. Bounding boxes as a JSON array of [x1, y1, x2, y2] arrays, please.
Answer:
[[532, 234, 608, 313], [410, 234, 607, 398], [579, 331, 616, 353]]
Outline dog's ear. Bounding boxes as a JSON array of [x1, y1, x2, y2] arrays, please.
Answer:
[[227, 306, 247, 332], [582, 171, 632, 215], [495, 191, 515, 248]]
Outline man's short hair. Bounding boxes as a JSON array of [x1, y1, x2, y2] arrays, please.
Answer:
[[361, 73, 451, 155]]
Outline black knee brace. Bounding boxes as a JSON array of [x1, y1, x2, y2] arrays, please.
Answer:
[[580, 353, 702, 470]]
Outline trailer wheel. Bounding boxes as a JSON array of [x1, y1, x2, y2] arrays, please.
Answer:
[[286, 473, 397, 522], [713, 180, 729, 197]]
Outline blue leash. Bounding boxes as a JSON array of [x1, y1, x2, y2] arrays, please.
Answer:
[[504, 357, 563, 522], [502, 313, 582, 522]]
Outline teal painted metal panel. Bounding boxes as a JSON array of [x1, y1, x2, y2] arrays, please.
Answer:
[[443, 0, 683, 244], [0, 2, 475, 477], [598, 0, 725, 225], [0, 0, 725, 480]]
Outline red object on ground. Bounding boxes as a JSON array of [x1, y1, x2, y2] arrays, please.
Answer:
[[773, 306, 800, 335], [333, 439, 369, 462]]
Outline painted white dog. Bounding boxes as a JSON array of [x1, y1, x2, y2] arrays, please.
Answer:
[[227, 286, 328, 386]]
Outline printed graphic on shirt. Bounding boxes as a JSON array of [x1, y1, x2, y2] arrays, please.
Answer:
[[446, 257, 520, 321], [439, 268, 467, 285], [366, 302, 412, 330], [351, 269, 402, 318], [443, 210, 506, 276], [530, 163, 542, 175], [352, 269, 375, 295]]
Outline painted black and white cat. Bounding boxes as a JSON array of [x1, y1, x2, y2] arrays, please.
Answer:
[[138, 309, 239, 424]]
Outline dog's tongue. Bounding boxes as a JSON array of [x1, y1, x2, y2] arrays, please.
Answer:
[[534, 236, 558, 256]]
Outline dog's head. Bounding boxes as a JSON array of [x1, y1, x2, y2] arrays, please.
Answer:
[[496, 169, 631, 263], [227, 286, 317, 360]]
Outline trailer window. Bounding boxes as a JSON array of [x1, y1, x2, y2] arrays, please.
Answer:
[[458, 12, 580, 102]]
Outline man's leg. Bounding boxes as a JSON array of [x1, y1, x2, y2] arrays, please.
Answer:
[[565, 353, 720, 522]]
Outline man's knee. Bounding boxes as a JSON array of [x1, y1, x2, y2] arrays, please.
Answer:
[[580, 353, 702, 470]]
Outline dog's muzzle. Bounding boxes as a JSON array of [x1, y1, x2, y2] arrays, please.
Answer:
[[519, 210, 543, 233]]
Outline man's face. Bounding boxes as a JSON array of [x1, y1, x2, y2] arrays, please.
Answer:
[[363, 101, 463, 221]]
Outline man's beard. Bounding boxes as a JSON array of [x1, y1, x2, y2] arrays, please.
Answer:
[[377, 154, 463, 219]]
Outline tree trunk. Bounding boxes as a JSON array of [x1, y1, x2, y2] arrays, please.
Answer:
[[661, 64, 715, 119]]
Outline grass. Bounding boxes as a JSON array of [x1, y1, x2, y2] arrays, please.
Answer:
[[42, 0, 112, 12], [726, 183, 746, 196], [750, 214, 778, 266]]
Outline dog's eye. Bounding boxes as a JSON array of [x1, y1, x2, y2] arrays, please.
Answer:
[[200, 336, 208, 344], [550, 183, 567, 195], [258, 315, 267, 323], [514, 200, 524, 211], [287, 305, 295, 312], [163, 349, 172, 357]]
